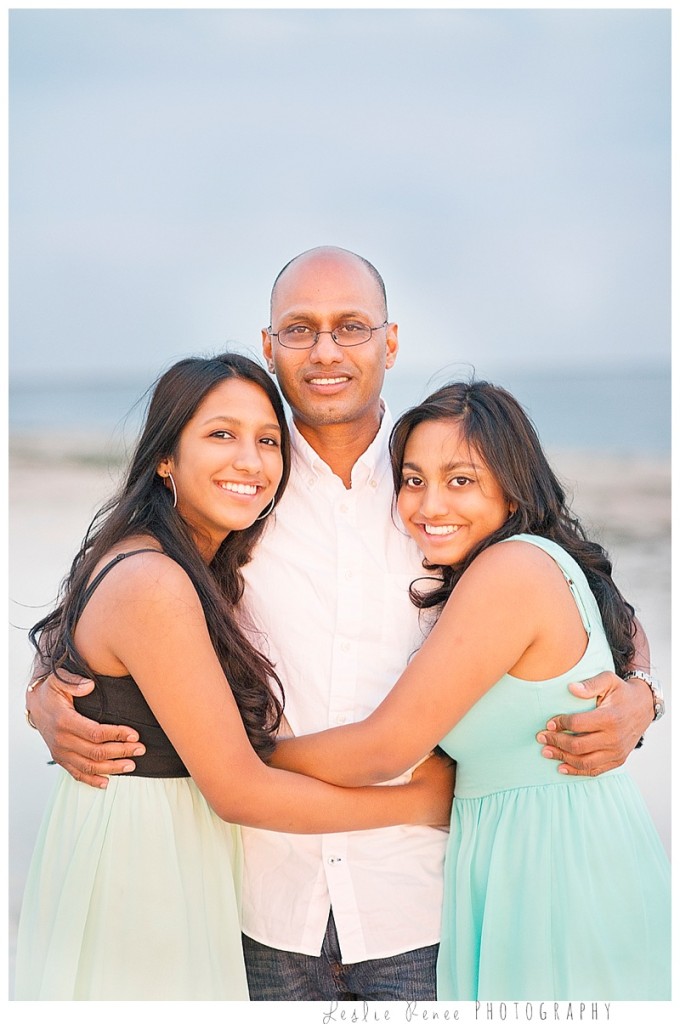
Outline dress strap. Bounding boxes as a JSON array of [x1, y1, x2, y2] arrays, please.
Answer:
[[77, 548, 165, 615]]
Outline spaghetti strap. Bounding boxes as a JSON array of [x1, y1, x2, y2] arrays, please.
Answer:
[[77, 548, 165, 615]]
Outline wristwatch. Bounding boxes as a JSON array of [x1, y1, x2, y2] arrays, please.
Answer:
[[623, 670, 665, 722]]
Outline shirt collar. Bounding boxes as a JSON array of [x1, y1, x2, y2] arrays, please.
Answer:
[[290, 400, 394, 486]]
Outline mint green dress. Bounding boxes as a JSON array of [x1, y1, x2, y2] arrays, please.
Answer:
[[436, 535, 670, 1001]]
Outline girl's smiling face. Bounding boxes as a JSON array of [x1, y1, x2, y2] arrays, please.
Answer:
[[158, 378, 284, 560], [397, 418, 515, 565]]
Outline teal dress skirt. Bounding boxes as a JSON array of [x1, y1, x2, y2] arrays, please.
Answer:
[[14, 550, 249, 1000], [436, 535, 670, 1001]]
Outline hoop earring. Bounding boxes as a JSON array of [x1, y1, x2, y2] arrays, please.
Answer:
[[256, 497, 276, 521], [165, 472, 178, 509]]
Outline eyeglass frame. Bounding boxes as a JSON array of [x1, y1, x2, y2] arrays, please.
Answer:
[[267, 320, 389, 350]]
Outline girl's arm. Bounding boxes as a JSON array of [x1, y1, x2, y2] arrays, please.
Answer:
[[271, 541, 568, 787], [75, 552, 453, 832]]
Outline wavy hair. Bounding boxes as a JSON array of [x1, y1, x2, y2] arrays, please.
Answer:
[[30, 353, 291, 759], [389, 380, 636, 675]]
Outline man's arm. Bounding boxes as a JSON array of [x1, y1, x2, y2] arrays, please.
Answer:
[[537, 618, 656, 776], [25, 666, 146, 788]]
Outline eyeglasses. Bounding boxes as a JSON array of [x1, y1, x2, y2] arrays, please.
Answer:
[[268, 320, 388, 350]]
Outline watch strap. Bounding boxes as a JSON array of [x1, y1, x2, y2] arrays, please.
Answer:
[[623, 670, 665, 722]]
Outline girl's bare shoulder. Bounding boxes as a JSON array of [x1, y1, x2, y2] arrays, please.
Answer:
[[85, 540, 198, 610], [462, 537, 562, 591]]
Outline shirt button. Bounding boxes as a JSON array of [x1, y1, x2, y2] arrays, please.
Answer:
[[340, 641, 350, 652], [336, 714, 347, 724], [340, 503, 349, 513], [370, 479, 378, 489], [308, 477, 315, 487], [345, 570, 353, 580], [328, 856, 343, 865]]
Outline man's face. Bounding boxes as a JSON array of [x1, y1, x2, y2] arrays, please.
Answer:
[[262, 252, 398, 432]]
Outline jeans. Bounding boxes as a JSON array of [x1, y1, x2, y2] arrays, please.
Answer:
[[242, 912, 438, 1001]]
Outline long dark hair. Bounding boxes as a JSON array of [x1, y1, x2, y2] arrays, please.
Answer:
[[389, 380, 636, 675], [30, 353, 291, 759]]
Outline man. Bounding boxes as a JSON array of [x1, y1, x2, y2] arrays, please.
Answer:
[[27, 246, 656, 1000]]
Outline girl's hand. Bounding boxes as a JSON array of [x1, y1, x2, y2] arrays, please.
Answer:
[[408, 749, 456, 827]]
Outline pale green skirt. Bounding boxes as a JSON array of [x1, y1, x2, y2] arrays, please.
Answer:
[[15, 770, 248, 1000]]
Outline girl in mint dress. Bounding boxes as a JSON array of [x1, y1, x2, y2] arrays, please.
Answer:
[[434, 533, 668, 1000], [272, 380, 670, 1001]]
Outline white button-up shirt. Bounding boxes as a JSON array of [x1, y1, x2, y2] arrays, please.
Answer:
[[240, 408, 447, 964]]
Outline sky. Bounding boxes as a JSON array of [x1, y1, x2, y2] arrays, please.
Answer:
[[8, 4, 671, 383]]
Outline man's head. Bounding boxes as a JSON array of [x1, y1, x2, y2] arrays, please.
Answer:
[[262, 247, 398, 438], [269, 247, 389, 327]]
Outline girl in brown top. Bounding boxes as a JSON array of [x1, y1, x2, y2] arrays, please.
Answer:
[[15, 353, 452, 1000]]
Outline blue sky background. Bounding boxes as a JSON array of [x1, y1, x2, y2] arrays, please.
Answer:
[[9, 6, 670, 383]]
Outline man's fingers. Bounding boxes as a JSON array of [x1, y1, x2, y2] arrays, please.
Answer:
[[32, 669, 94, 693], [552, 761, 615, 778], [536, 739, 618, 777], [66, 714, 143, 747], [542, 707, 611, 735], [541, 713, 572, 734], [537, 727, 604, 756], [51, 758, 136, 788], [51, 747, 142, 786], [75, 756, 138, 776], [51, 734, 145, 784], [58, 767, 111, 790], [53, 676, 96, 695], [73, 739, 145, 764], [24, 669, 145, 785], [536, 727, 626, 777], [536, 670, 648, 779]]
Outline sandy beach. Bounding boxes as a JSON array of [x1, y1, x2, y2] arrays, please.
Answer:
[[8, 433, 672, 993]]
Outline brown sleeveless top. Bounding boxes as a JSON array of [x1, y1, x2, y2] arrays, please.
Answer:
[[70, 549, 190, 779]]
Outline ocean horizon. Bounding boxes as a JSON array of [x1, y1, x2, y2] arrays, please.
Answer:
[[9, 360, 671, 456]]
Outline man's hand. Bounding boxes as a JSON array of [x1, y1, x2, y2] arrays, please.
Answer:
[[26, 669, 146, 788], [536, 671, 655, 777]]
